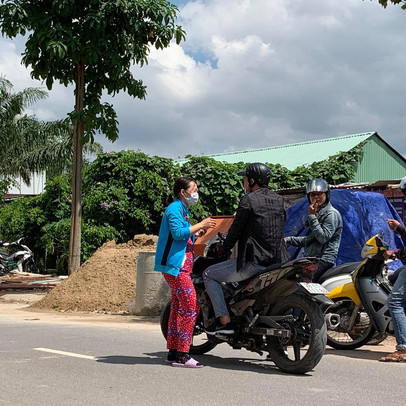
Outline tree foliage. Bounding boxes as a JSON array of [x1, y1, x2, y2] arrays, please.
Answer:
[[0, 76, 102, 186], [82, 151, 180, 240], [0, 0, 186, 273], [0, 75, 48, 184], [0, 147, 363, 274], [0, 0, 186, 142], [376, 1, 406, 9]]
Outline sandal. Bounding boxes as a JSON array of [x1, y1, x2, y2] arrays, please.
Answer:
[[379, 350, 406, 362], [172, 357, 203, 368]]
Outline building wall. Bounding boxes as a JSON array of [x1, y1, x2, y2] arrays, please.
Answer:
[[355, 136, 406, 183], [7, 172, 46, 195]]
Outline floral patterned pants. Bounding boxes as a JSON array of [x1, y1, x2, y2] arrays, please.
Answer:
[[164, 271, 199, 353]]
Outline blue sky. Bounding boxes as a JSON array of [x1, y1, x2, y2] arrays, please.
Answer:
[[1, 0, 406, 160]]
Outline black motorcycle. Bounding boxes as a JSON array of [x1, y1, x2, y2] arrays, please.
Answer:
[[160, 234, 332, 374]]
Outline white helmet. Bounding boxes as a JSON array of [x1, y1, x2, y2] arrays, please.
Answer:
[[400, 176, 406, 196]]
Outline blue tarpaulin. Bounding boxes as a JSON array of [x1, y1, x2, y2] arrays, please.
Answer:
[[284, 189, 405, 269]]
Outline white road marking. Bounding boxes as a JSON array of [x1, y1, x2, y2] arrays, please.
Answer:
[[34, 347, 98, 360]]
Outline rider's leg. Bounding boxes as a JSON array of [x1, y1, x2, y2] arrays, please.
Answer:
[[387, 265, 406, 351], [203, 259, 237, 323], [203, 260, 265, 324], [312, 260, 334, 283]]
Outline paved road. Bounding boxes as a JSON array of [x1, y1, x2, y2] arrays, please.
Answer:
[[1, 312, 405, 406]]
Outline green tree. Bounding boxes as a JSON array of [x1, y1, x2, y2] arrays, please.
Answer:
[[180, 156, 246, 219], [377, 1, 406, 8], [0, 75, 48, 185], [0, 0, 186, 274], [83, 150, 180, 240], [0, 76, 101, 190]]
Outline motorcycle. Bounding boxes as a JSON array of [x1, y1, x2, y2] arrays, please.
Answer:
[[160, 234, 332, 374], [323, 233, 403, 350], [319, 258, 392, 346], [0, 237, 39, 275]]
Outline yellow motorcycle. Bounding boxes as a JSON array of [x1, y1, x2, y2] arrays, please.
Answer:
[[323, 233, 400, 350]]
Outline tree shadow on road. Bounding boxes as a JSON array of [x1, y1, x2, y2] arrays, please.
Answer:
[[98, 351, 316, 376]]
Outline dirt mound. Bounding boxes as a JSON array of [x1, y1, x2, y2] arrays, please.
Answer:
[[30, 234, 158, 313]]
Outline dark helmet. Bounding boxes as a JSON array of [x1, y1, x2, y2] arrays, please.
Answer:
[[400, 176, 406, 197], [306, 178, 330, 203], [238, 162, 271, 187]]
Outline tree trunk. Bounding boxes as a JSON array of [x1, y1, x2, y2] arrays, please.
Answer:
[[68, 59, 85, 275]]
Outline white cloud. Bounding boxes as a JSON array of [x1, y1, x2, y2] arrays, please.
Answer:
[[1, 0, 406, 160], [0, 41, 37, 88], [146, 44, 212, 101]]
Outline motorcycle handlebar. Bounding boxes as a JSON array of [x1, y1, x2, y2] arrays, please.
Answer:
[[0, 237, 25, 248]]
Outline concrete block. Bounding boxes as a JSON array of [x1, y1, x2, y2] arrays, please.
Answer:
[[134, 251, 170, 316]]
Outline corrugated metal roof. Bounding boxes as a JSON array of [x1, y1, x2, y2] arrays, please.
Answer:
[[177, 132, 376, 170]]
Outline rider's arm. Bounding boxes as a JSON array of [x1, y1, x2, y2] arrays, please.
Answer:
[[396, 223, 406, 239], [285, 235, 309, 247], [307, 211, 341, 244], [223, 195, 250, 251], [390, 224, 406, 261], [388, 247, 406, 262]]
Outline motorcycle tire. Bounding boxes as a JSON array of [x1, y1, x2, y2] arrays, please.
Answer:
[[160, 301, 218, 355], [23, 259, 39, 274], [323, 297, 376, 350], [266, 294, 327, 374], [368, 332, 388, 346]]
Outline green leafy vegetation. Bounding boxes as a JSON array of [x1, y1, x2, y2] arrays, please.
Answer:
[[0, 147, 362, 274], [377, 1, 406, 10]]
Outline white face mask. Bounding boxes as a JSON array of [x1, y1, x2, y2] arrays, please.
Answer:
[[184, 192, 199, 206]]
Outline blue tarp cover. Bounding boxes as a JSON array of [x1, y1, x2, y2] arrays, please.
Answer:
[[284, 189, 405, 269]]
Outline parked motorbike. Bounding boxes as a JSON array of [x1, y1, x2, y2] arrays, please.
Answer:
[[323, 233, 402, 350], [319, 258, 390, 346], [0, 238, 39, 275], [160, 234, 332, 374]]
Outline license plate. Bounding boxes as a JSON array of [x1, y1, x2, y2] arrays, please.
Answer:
[[299, 282, 330, 295]]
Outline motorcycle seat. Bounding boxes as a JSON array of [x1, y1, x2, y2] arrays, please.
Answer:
[[318, 261, 362, 284], [262, 262, 283, 273], [235, 262, 283, 289], [0, 252, 16, 262]]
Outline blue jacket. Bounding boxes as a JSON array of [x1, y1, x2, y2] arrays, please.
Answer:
[[154, 199, 192, 276], [286, 202, 342, 264]]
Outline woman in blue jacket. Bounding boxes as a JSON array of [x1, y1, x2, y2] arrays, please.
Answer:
[[155, 177, 216, 368]]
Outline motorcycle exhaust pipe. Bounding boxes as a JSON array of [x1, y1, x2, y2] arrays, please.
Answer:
[[325, 313, 340, 329]]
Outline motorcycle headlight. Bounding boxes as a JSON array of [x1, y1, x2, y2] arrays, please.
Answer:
[[361, 243, 377, 258], [361, 233, 389, 258]]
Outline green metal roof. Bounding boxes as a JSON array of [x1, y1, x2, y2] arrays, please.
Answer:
[[196, 132, 376, 170]]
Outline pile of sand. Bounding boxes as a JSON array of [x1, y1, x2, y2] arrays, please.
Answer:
[[30, 234, 158, 313]]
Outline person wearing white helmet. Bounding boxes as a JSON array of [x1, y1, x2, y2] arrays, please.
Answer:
[[380, 176, 406, 362], [285, 178, 343, 283]]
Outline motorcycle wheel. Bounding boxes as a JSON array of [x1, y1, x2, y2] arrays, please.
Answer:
[[160, 301, 218, 355], [323, 298, 376, 350], [368, 332, 388, 346], [266, 294, 327, 374], [23, 259, 39, 274]]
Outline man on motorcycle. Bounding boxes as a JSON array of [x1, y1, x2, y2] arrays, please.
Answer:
[[380, 176, 406, 362], [203, 162, 289, 335], [285, 178, 342, 283]]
